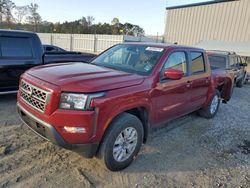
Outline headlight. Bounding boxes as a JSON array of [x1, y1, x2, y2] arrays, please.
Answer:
[[60, 93, 87, 110], [59, 92, 104, 110]]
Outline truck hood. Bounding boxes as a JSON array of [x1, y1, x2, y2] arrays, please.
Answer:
[[27, 62, 145, 92]]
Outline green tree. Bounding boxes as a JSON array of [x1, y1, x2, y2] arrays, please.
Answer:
[[0, 0, 15, 24], [5, 0, 15, 24], [111, 17, 120, 35], [80, 17, 88, 27], [132, 25, 145, 36], [0, 3, 145, 36], [14, 5, 28, 23], [26, 3, 42, 31], [86, 16, 94, 28], [121, 23, 144, 36], [0, 0, 4, 22], [123, 22, 133, 35], [111, 17, 119, 26]]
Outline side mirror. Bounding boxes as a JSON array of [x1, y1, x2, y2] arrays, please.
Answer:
[[239, 63, 248, 67], [164, 69, 184, 80]]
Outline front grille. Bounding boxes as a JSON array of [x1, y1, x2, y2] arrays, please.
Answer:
[[20, 80, 50, 113]]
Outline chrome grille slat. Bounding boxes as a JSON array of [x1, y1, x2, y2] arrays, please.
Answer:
[[20, 80, 50, 113]]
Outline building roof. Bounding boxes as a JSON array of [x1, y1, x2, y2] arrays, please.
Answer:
[[195, 40, 250, 57], [166, 0, 238, 10]]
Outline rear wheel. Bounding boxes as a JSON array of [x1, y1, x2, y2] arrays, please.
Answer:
[[245, 77, 249, 84], [98, 113, 143, 171], [199, 90, 220, 119], [236, 77, 244, 88]]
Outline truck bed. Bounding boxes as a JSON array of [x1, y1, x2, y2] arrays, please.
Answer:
[[44, 52, 96, 64]]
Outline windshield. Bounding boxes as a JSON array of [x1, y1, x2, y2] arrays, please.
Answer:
[[93, 44, 165, 75], [208, 55, 227, 70]]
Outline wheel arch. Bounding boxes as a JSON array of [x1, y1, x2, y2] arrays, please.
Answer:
[[96, 105, 150, 157], [218, 77, 234, 101], [105, 105, 150, 142]]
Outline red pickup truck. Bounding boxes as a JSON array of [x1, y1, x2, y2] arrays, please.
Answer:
[[17, 43, 234, 171]]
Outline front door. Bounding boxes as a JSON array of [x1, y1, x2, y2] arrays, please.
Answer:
[[151, 51, 192, 126]]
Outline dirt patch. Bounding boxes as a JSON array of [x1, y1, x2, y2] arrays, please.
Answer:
[[0, 86, 250, 188]]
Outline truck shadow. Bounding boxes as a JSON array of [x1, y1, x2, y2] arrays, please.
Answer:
[[124, 111, 250, 173], [0, 94, 17, 103], [1, 88, 250, 177], [0, 94, 20, 126]]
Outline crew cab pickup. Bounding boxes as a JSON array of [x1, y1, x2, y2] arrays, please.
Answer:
[[0, 29, 96, 94], [17, 43, 234, 171], [207, 50, 247, 88]]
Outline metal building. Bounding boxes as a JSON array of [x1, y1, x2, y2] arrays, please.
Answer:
[[164, 0, 250, 46]]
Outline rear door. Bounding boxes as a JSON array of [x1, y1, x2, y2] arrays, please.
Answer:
[[0, 36, 36, 92], [187, 51, 210, 110]]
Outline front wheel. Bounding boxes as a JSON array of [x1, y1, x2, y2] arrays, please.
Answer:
[[199, 90, 221, 119], [98, 113, 144, 171]]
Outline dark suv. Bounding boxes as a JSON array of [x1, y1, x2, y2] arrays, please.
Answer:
[[207, 50, 247, 88], [0, 29, 96, 95]]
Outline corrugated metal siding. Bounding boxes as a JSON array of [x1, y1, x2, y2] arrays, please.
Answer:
[[164, 0, 250, 45]]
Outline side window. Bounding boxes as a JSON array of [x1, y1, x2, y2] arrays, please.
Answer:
[[163, 52, 187, 74], [0, 37, 33, 58], [46, 46, 56, 52], [208, 55, 227, 69], [191, 52, 205, 74]]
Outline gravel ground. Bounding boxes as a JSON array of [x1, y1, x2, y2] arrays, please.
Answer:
[[0, 85, 250, 188]]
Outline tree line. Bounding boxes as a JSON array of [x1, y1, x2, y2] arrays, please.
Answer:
[[0, 0, 145, 36]]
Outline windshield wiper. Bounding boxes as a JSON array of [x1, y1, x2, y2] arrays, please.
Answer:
[[101, 64, 121, 71]]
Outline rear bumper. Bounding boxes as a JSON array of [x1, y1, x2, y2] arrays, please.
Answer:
[[17, 103, 99, 158]]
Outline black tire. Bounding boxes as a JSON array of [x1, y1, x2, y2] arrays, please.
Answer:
[[236, 77, 244, 88], [245, 78, 249, 85], [98, 112, 144, 171], [199, 90, 221, 119], [243, 73, 248, 85]]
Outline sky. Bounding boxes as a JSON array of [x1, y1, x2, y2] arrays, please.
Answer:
[[12, 0, 211, 35]]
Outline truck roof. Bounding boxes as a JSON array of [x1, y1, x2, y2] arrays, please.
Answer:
[[0, 29, 37, 37], [206, 50, 236, 56], [123, 42, 204, 51]]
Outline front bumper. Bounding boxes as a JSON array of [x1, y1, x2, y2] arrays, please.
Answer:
[[17, 103, 99, 158]]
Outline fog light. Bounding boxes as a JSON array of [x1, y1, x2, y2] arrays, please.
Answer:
[[64, 126, 86, 133]]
